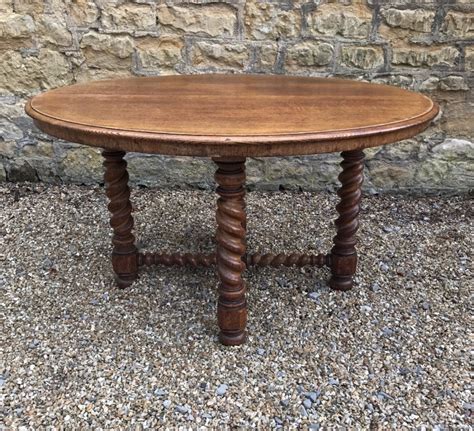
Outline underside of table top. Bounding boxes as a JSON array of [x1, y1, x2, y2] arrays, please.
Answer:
[[26, 74, 438, 157]]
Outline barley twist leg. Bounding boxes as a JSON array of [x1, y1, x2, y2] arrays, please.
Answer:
[[213, 157, 247, 345], [102, 150, 138, 288], [329, 150, 365, 291]]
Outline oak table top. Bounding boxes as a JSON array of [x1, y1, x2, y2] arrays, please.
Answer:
[[25, 74, 439, 157]]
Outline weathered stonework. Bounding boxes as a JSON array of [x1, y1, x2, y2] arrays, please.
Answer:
[[101, 3, 156, 33], [285, 41, 334, 70], [191, 41, 249, 70], [245, 1, 301, 40], [136, 36, 184, 72], [340, 45, 384, 70], [381, 8, 435, 33], [68, 0, 99, 28], [465, 46, 474, 71], [307, 4, 372, 39], [0, 49, 72, 94], [0, 1, 472, 193], [442, 11, 474, 39], [391, 45, 460, 68], [157, 4, 237, 38]]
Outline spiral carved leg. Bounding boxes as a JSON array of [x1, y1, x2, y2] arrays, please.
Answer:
[[214, 157, 247, 346], [329, 150, 365, 291], [102, 150, 138, 288]]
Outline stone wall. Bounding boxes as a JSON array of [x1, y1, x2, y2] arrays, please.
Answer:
[[0, 0, 472, 193]]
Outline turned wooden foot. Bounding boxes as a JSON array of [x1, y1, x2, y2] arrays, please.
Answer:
[[329, 150, 365, 291], [213, 157, 247, 345], [102, 150, 138, 288]]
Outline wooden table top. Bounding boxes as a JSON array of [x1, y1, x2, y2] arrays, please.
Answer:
[[26, 74, 438, 157]]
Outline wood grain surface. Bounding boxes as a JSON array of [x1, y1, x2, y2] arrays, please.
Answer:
[[25, 74, 439, 157]]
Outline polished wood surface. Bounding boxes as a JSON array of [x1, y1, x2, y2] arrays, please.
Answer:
[[26, 74, 438, 157]]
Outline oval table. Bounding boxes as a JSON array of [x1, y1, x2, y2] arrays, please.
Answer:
[[26, 74, 439, 345]]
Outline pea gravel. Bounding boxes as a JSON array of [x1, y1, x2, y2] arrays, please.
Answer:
[[1, 183, 472, 429]]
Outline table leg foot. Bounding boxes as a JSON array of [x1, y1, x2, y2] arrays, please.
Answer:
[[214, 157, 247, 346], [329, 150, 365, 291], [102, 150, 138, 288]]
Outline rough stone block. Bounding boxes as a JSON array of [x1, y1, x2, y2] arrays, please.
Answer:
[[256, 43, 278, 70], [381, 8, 435, 33], [37, 14, 73, 47], [285, 41, 334, 70], [136, 36, 183, 71], [439, 76, 469, 91], [80, 31, 134, 59], [244, 1, 301, 40], [391, 45, 459, 68], [13, 0, 43, 14], [340, 45, 384, 70], [307, 4, 372, 39], [101, 3, 156, 32], [59, 146, 103, 184], [465, 46, 474, 71], [0, 13, 35, 38], [157, 4, 237, 38], [0, 140, 17, 157], [191, 41, 249, 70], [68, 0, 99, 27], [442, 11, 474, 39], [0, 49, 72, 94]]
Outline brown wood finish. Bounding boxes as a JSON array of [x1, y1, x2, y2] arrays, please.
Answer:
[[25, 74, 438, 157], [329, 150, 365, 291], [102, 150, 138, 288], [214, 157, 248, 345], [24, 74, 440, 345], [138, 251, 329, 268]]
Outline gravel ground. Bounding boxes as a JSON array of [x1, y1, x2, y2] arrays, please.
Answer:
[[1, 183, 472, 429]]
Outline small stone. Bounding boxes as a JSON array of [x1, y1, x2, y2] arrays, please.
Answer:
[[154, 388, 167, 397], [307, 292, 321, 301], [421, 301, 430, 311], [28, 339, 40, 349], [382, 327, 395, 336], [216, 384, 228, 396], [380, 263, 389, 272], [328, 378, 339, 386], [370, 282, 381, 292], [280, 399, 290, 408], [257, 348, 265, 356], [299, 406, 308, 417], [303, 398, 312, 409], [175, 405, 188, 414], [463, 403, 474, 410], [309, 424, 321, 431], [162, 399, 171, 409], [360, 305, 372, 313], [306, 390, 320, 403]]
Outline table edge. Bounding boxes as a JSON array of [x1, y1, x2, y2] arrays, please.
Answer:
[[25, 98, 439, 157]]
